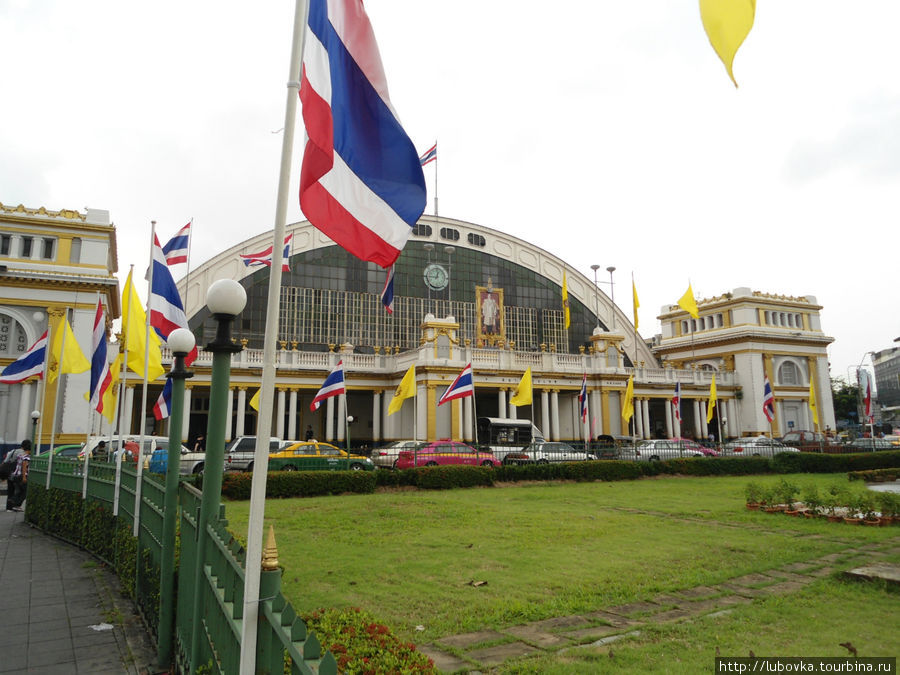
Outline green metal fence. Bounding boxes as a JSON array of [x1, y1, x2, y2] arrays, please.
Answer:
[[26, 455, 336, 674]]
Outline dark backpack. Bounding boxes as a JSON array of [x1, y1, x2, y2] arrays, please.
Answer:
[[0, 455, 17, 481]]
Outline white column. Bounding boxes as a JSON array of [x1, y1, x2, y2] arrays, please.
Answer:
[[372, 391, 381, 442], [181, 387, 192, 442], [665, 397, 673, 439], [550, 390, 560, 441], [590, 389, 602, 440], [336, 395, 346, 442], [700, 402, 709, 439], [802, 402, 810, 431], [726, 398, 736, 439], [276, 389, 286, 439], [0, 390, 10, 444], [642, 398, 651, 439], [634, 397, 643, 439], [236, 388, 246, 437], [124, 385, 135, 435], [416, 384, 426, 441], [541, 390, 550, 439], [463, 396, 473, 442], [225, 388, 234, 441], [325, 396, 334, 441], [508, 397, 517, 419], [288, 390, 298, 440], [16, 382, 32, 441], [498, 389, 507, 416], [693, 399, 702, 440], [776, 400, 785, 432]]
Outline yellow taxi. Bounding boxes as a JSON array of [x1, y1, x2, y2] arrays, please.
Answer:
[[268, 441, 375, 471]]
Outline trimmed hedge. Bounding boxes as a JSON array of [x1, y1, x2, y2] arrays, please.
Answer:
[[216, 451, 900, 500]]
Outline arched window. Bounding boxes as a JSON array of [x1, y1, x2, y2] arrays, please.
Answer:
[[778, 361, 799, 385], [0, 314, 28, 356]]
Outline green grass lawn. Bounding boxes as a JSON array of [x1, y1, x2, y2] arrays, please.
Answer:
[[224, 473, 899, 671]]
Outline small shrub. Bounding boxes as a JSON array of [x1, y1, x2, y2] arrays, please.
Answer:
[[801, 484, 821, 515], [744, 482, 763, 504]]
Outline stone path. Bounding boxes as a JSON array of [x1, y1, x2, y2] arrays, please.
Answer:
[[419, 536, 900, 673]]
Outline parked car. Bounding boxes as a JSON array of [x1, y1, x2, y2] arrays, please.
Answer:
[[847, 438, 895, 451], [618, 439, 708, 462], [592, 435, 638, 459], [503, 441, 596, 465], [54, 444, 84, 458], [780, 430, 826, 450], [721, 436, 799, 456], [670, 437, 719, 457], [395, 440, 500, 469], [148, 445, 208, 475], [225, 437, 288, 472], [268, 441, 374, 471], [370, 440, 423, 469]]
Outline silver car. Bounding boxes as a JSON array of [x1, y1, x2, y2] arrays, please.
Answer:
[[619, 439, 707, 462], [370, 440, 422, 469], [721, 436, 799, 457], [503, 442, 596, 465]]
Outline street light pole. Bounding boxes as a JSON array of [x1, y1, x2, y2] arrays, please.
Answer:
[[590, 265, 600, 329], [606, 266, 617, 331], [30, 410, 40, 448], [189, 280, 246, 673], [157, 328, 195, 669]]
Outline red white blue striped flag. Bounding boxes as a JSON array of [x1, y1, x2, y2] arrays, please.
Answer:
[[381, 265, 394, 314], [161, 221, 191, 266], [299, 0, 426, 269], [89, 299, 112, 414], [419, 143, 437, 166], [239, 234, 292, 272], [0, 330, 47, 384], [438, 363, 474, 406], [310, 360, 346, 411]]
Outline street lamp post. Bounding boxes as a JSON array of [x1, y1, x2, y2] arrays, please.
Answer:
[[346, 415, 354, 468], [606, 266, 616, 331], [590, 265, 601, 329], [189, 280, 246, 673], [157, 328, 195, 669], [30, 410, 40, 448]]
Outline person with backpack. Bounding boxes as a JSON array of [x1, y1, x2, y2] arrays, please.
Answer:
[[5, 439, 30, 512]]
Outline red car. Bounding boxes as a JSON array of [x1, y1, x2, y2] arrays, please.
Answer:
[[671, 437, 719, 457], [395, 440, 500, 469]]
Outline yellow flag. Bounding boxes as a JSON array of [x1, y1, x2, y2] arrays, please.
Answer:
[[510, 368, 532, 407], [101, 354, 121, 425], [699, 0, 756, 87], [249, 388, 261, 412], [809, 381, 818, 428], [48, 316, 90, 383], [562, 272, 570, 330], [706, 375, 717, 423], [621, 375, 634, 423], [388, 365, 416, 415], [122, 269, 165, 381], [632, 279, 640, 331], [678, 284, 700, 319]]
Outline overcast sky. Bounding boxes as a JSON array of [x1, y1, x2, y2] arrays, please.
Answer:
[[2, 1, 897, 385]]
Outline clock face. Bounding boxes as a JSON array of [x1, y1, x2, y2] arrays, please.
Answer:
[[423, 263, 448, 291]]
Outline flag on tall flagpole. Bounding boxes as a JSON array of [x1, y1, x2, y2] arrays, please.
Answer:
[[632, 277, 640, 331], [249, 387, 262, 412], [122, 269, 165, 381], [762, 374, 775, 422], [388, 365, 416, 415], [863, 371, 872, 420], [299, 0, 426, 268], [808, 381, 819, 428], [622, 375, 635, 424], [153, 379, 173, 420], [381, 265, 395, 314], [239, 234, 292, 272], [510, 368, 532, 407], [672, 381, 682, 424], [706, 375, 717, 423], [699, 0, 756, 87], [49, 316, 90, 384], [579, 372, 588, 424], [0, 330, 47, 383], [438, 363, 474, 406], [89, 299, 112, 414], [101, 353, 121, 425], [419, 143, 437, 166], [161, 221, 192, 265], [310, 360, 345, 411], [562, 272, 570, 330], [678, 283, 700, 319]]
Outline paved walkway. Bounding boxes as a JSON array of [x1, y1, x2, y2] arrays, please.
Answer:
[[420, 534, 900, 672], [0, 507, 159, 675]]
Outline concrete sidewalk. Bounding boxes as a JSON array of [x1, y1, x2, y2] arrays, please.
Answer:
[[0, 507, 159, 674]]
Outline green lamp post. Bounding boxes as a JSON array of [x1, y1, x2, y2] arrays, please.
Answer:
[[189, 279, 246, 674], [157, 327, 195, 668]]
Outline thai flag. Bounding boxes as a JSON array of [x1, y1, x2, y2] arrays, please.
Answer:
[[438, 363, 474, 406], [0, 330, 47, 383], [299, 0, 426, 269], [419, 143, 437, 166], [89, 299, 112, 414], [161, 221, 191, 265], [579, 372, 588, 424], [150, 234, 197, 419], [672, 381, 682, 424], [310, 359, 345, 411], [381, 265, 394, 314], [864, 375, 872, 419], [762, 375, 775, 423], [239, 234, 291, 272]]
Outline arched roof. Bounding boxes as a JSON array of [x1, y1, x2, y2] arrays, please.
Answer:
[[178, 214, 656, 364]]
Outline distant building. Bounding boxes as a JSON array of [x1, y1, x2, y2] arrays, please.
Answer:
[[0, 203, 119, 449], [872, 346, 900, 421]]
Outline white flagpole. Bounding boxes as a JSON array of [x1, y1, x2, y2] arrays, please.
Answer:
[[433, 140, 438, 218], [113, 266, 134, 517], [46, 309, 72, 488], [38, 318, 53, 488], [240, 1, 308, 670]]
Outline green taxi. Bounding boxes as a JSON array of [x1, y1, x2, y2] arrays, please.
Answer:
[[268, 441, 374, 472]]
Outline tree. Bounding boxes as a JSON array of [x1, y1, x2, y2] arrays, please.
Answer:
[[831, 378, 860, 425]]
